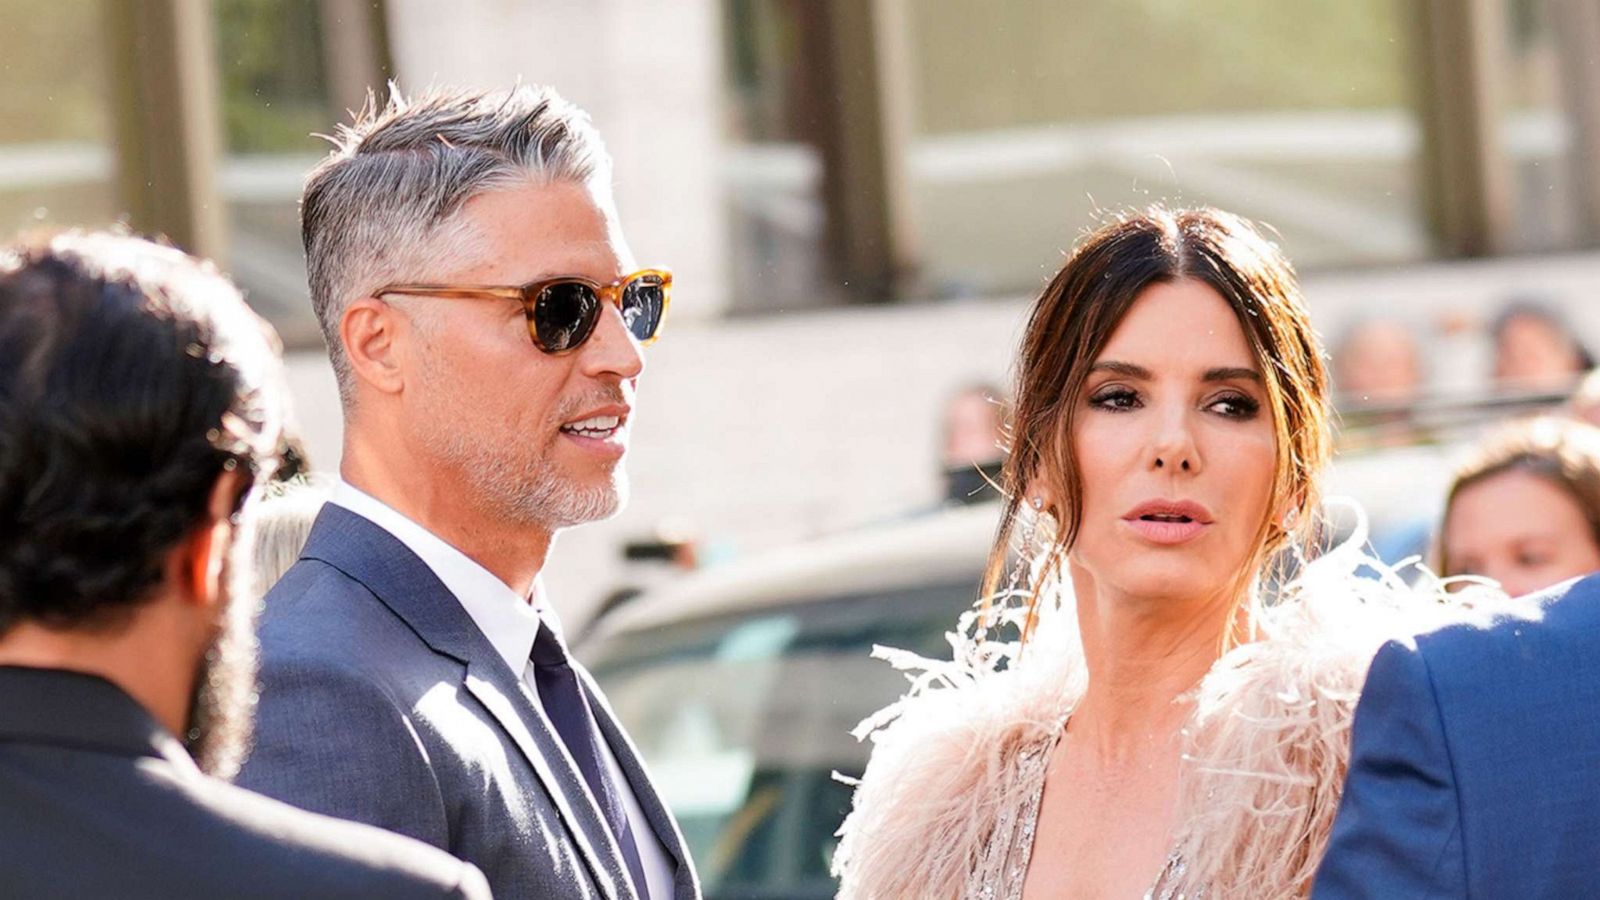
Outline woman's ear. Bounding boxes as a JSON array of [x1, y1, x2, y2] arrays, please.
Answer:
[[1022, 477, 1057, 518], [1274, 486, 1308, 534]]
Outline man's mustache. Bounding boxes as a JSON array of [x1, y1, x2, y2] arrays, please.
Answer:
[[551, 387, 631, 422]]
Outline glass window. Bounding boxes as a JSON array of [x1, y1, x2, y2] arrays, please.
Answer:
[[1500, 0, 1585, 252], [720, 1, 838, 313], [0, 1, 117, 234], [719, 0, 1428, 309], [583, 579, 979, 899], [905, 0, 1425, 296], [215, 0, 343, 347]]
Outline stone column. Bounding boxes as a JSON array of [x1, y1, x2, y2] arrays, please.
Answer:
[[104, 0, 227, 260]]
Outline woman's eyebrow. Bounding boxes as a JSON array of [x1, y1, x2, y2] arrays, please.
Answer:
[[1089, 361, 1262, 383], [1203, 366, 1263, 383], [1088, 360, 1151, 379]]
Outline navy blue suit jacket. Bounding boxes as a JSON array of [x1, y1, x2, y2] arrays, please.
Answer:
[[1314, 574, 1600, 897], [0, 666, 489, 899], [238, 505, 698, 900]]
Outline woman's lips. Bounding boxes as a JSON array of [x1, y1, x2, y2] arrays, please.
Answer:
[[1122, 516, 1209, 545]]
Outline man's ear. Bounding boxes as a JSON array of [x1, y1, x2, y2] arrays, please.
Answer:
[[179, 470, 248, 610], [341, 297, 407, 395]]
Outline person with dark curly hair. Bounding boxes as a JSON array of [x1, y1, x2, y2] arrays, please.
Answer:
[[0, 231, 489, 899]]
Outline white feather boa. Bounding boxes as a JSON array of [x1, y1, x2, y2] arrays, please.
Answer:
[[832, 505, 1504, 899]]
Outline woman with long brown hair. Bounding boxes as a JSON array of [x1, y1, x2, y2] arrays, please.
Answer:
[[833, 207, 1468, 898], [1438, 416, 1600, 598]]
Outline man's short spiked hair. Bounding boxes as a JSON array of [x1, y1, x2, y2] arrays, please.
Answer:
[[300, 84, 612, 403]]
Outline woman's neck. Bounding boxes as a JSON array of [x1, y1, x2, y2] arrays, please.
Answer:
[[1067, 565, 1243, 763]]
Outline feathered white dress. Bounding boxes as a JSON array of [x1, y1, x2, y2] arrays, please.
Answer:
[[832, 515, 1501, 900]]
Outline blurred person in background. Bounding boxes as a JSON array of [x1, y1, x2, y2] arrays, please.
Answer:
[[941, 383, 1009, 506], [1316, 430, 1600, 895], [578, 527, 701, 642], [237, 85, 698, 900], [834, 208, 1468, 899], [1566, 367, 1600, 428], [251, 476, 329, 600], [0, 232, 487, 899], [1330, 316, 1427, 449], [1332, 316, 1425, 406], [1491, 299, 1594, 394], [1436, 416, 1600, 599]]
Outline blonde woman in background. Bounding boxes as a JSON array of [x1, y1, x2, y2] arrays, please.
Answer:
[[251, 477, 330, 600], [833, 208, 1476, 899], [1438, 416, 1600, 599]]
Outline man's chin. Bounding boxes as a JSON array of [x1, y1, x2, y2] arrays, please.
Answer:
[[545, 475, 627, 529]]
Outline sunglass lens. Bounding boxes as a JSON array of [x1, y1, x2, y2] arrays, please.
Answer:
[[620, 275, 666, 342], [534, 282, 599, 351]]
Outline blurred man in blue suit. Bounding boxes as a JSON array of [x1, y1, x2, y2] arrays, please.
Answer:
[[1314, 574, 1600, 897]]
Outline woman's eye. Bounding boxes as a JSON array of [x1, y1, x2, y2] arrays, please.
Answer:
[[1208, 393, 1261, 419], [1089, 388, 1141, 411]]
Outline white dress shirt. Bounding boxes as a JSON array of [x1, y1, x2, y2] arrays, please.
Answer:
[[330, 481, 674, 899]]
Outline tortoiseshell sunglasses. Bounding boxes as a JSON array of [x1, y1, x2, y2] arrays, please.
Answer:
[[376, 268, 671, 354]]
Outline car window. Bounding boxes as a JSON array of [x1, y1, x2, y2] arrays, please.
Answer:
[[584, 578, 979, 900]]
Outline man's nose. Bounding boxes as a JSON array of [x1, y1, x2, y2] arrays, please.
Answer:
[[580, 301, 646, 381]]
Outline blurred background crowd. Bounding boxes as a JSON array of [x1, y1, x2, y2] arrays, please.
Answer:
[[9, 1, 1600, 897]]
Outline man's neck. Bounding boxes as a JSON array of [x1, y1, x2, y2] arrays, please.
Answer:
[[340, 439, 552, 599], [0, 607, 199, 739]]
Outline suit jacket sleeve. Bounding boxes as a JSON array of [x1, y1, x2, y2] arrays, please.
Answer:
[[1312, 638, 1466, 898], [238, 654, 452, 848]]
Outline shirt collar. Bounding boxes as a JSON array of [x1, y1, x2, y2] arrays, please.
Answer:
[[329, 479, 560, 671]]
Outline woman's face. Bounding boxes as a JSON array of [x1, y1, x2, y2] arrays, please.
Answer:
[[1445, 468, 1600, 598], [1066, 279, 1278, 607], [1495, 313, 1584, 390]]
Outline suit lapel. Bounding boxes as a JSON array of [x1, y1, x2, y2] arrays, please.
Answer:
[[299, 506, 632, 900], [461, 667, 632, 900], [577, 663, 701, 899]]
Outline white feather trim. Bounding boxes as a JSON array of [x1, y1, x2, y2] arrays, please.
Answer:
[[833, 501, 1506, 899]]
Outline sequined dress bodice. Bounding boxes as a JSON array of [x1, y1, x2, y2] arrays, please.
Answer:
[[959, 723, 1198, 900]]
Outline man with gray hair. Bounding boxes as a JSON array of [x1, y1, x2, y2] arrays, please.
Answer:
[[237, 85, 697, 900]]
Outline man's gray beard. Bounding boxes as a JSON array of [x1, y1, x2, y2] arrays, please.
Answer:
[[428, 427, 628, 531], [184, 538, 260, 780]]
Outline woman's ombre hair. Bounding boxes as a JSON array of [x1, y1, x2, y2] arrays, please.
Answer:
[[984, 207, 1333, 637]]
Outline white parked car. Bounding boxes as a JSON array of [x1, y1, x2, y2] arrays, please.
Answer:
[[579, 504, 1000, 900]]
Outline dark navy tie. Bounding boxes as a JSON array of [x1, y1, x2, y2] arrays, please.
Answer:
[[530, 621, 652, 900]]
